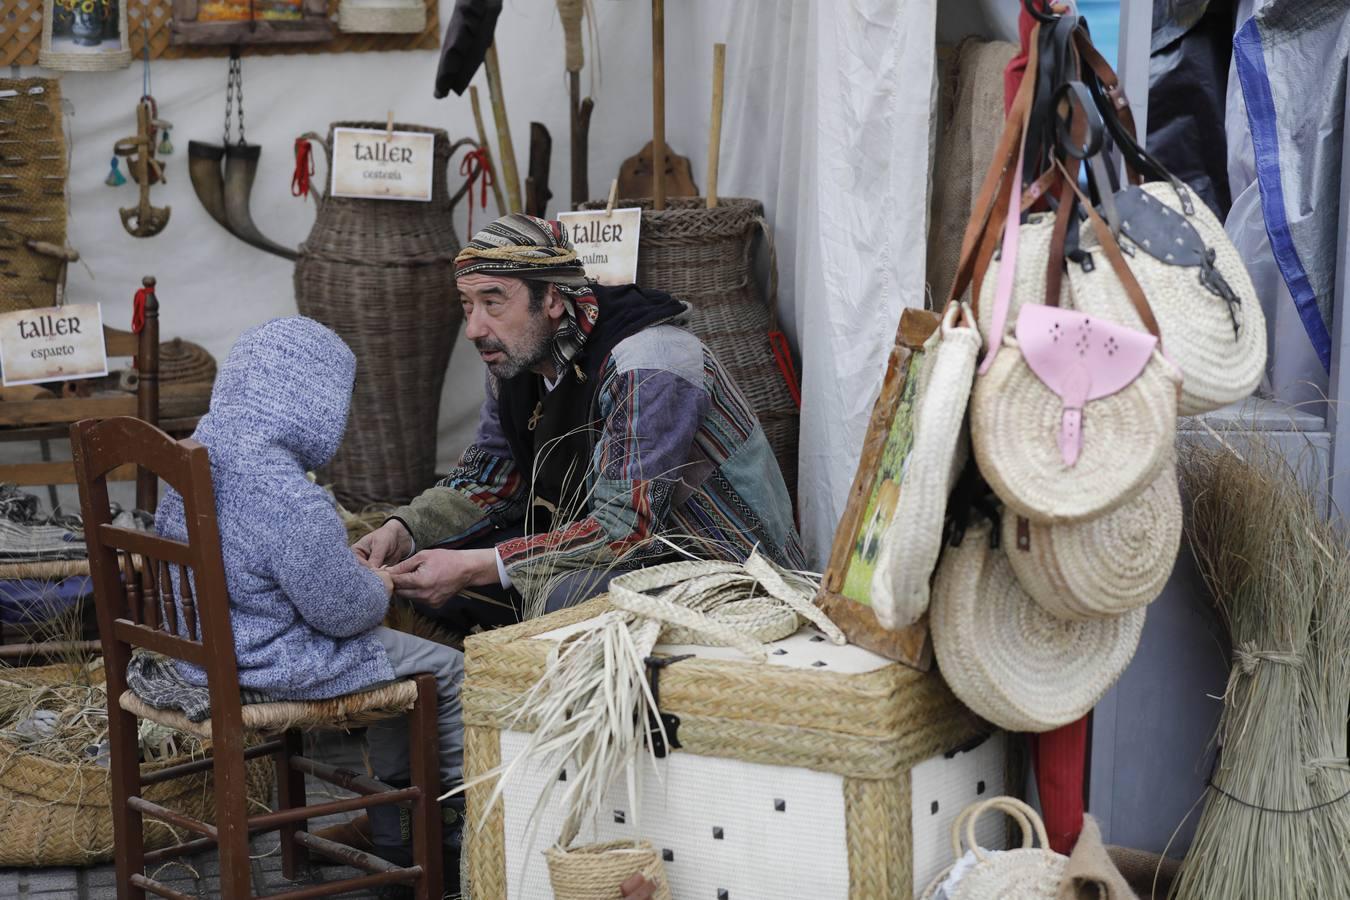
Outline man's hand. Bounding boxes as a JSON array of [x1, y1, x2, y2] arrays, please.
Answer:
[[352, 520, 413, 570], [387, 548, 499, 608]]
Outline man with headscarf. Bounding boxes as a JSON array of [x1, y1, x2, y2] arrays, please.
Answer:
[[353, 213, 804, 629]]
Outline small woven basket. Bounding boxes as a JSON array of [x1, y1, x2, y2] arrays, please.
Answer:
[[158, 338, 218, 385], [578, 197, 800, 503], [0, 664, 271, 866], [919, 796, 1068, 900], [546, 840, 673, 900]]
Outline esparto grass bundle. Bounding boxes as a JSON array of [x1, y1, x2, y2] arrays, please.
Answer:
[[1172, 436, 1350, 899]]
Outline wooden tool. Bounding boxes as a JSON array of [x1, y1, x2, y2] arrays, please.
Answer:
[[469, 85, 506, 215], [483, 43, 522, 213], [114, 99, 170, 238], [524, 122, 553, 218], [556, 0, 594, 208], [617, 141, 698, 201], [706, 42, 726, 209], [652, 0, 665, 209]]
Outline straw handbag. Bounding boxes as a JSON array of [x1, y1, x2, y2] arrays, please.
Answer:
[[1002, 456, 1182, 621], [920, 796, 1068, 900], [929, 521, 1145, 733], [871, 301, 981, 629], [546, 840, 673, 900]]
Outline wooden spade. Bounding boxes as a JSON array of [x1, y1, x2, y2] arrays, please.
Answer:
[[616, 140, 698, 200]]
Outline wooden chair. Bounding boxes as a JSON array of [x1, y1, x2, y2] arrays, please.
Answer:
[[71, 416, 443, 899]]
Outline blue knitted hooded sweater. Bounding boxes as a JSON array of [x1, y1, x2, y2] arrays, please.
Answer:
[[156, 317, 395, 699]]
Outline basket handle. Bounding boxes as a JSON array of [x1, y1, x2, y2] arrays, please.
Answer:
[[958, 796, 1051, 863]]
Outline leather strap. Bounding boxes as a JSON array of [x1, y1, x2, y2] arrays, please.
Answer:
[[1054, 157, 1163, 342], [948, 23, 1043, 316]]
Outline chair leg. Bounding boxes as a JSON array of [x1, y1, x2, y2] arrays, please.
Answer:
[[108, 698, 146, 900], [215, 752, 254, 899], [408, 673, 443, 900], [276, 728, 309, 879]]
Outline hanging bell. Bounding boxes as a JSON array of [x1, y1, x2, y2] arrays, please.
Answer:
[[105, 157, 127, 187], [158, 125, 174, 156]]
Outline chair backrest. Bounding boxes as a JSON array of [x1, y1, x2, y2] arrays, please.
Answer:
[[70, 416, 245, 732]]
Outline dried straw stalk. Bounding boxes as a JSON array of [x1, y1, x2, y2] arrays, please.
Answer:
[[1173, 436, 1350, 899]]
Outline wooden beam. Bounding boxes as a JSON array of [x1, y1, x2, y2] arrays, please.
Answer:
[[0, 461, 137, 486], [0, 397, 137, 427]]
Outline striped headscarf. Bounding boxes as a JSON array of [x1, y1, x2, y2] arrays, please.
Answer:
[[456, 214, 599, 374]]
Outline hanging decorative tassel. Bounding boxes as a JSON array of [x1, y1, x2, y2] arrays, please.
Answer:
[[292, 137, 315, 198], [158, 124, 173, 156], [458, 145, 494, 232], [105, 157, 127, 187]]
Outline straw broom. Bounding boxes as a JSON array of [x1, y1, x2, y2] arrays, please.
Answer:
[[1173, 437, 1350, 899]]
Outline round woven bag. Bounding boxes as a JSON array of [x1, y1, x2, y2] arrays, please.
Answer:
[[930, 521, 1145, 732], [871, 302, 981, 630], [920, 796, 1068, 900], [970, 337, 1180, 524], [1002, 456, 1182, 620], [545, 840, 673, 900], [1070, 183, 1265, 416], [974, 216, 1068, 349]]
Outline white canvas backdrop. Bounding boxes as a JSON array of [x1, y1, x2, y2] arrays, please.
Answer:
[[10, 0, 947, 566]]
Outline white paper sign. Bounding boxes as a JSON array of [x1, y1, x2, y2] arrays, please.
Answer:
[[330, 127, 436, 202], [0, 303, 108, 386], [557, 208, 642, 285]]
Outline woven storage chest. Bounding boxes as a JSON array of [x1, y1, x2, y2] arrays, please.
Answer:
[[463, 599, 1001, 899]]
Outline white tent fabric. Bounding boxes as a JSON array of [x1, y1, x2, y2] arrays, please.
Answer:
[[11, 0, 941, 567]]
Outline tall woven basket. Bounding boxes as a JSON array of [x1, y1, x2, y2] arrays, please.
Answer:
[[295, 121, 468, 506], [579, 197, 800, 503]]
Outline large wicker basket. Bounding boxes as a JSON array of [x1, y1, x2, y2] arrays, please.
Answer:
[[462, 599, 999, 899], [0, 664, 272, 867], [295, 121, 468, 506], [579, 197, 800, 504]]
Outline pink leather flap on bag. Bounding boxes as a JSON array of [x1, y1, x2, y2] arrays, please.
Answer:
[[1015, 305, 1157, 466]]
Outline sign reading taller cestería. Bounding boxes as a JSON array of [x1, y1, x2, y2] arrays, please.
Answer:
[[0, 303, 108, 386], [330, 128, 436, 203]]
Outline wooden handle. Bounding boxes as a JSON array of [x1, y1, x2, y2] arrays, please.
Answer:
[[469, 86, 507, 217], [651, 0, 666, 210], [484, 44, 523, 214], [706, 43, 727, 209]]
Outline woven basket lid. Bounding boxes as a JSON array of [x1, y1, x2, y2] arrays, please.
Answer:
[[158, 338, 217, 385], [1003, 456, 1182, 620], [1070, 182, 1265, 417], [970, 338, 1179, 524], [930, 522, 1145, 733], [872, 303, 981, 630]]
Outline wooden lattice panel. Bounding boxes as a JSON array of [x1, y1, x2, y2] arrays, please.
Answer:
[[0, 0, 439, 66]]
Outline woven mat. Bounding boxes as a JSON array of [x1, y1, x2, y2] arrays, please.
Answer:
[[0, 78, 66, 312]]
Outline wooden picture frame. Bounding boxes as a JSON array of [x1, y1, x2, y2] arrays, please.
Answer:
[[39, 0, 132, 71], [170, 0, 335, 45], [815, 307, 942, 672]]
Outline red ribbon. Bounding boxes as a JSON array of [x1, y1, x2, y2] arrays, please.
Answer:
[[768, 330, 802, 409], [459, 147, 494, 232], [131, 287, 148, 368], [292, 137, 315, 198]]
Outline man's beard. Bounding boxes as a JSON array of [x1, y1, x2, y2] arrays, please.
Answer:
[[476, 316, 554, 379]]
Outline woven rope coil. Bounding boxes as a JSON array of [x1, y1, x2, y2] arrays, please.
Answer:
[[157, 338, 217, 385], [1004, 456, 1182, 620], [930, 522, 1145, 733], [1073, 183, 1266, 416], [971, 339, 1180, 524], [0, 664, 270, 866], [577, 197, 799, 501], [295, 121, 465, 505], [546, 840, 672, 900], [871, 304, 981, 630]]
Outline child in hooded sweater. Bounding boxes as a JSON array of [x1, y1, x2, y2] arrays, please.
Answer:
[[155, 317, 463, 874]]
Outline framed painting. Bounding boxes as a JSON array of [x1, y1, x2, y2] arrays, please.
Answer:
[[171, 0, 335, 45], [815, 307, 941, 671], [39, 0, 132, 71]]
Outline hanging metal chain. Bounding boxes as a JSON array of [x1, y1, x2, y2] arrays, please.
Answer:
[[223, 50, 245, 146]]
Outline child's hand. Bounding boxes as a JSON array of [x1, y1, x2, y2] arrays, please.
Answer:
[[375, 567, 395, 598]]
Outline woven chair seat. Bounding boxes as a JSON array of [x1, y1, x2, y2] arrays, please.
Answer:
[[119, 678, 419, 740]]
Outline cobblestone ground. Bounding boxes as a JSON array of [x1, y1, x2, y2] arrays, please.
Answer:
[[0, 730, 393, 899]]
